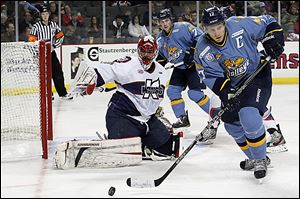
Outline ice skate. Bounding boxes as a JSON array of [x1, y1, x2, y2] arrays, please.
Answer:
[[60, 94, 74, 101], [267, 124, 288, 153], [172, 111, 190, 129], [240, 156, 271, 171], [254, 157, 270, 184]]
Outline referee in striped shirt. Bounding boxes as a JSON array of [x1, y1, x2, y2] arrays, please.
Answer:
[[28, 5, 71, 100]]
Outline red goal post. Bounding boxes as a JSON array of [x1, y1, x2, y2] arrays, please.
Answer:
[[1, 40, 52, 160]]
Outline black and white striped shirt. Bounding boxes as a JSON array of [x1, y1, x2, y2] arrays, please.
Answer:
[[29, 20, 64, 48]]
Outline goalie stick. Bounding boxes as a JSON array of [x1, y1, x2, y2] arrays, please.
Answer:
[[126, 56, 272, 188]]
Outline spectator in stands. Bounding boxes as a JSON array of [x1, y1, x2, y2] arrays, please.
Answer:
[[281, 2, 299, 40], [221, 3, 236, 18], [235, 1, 263, 16], [123, 10, 132, 28], [73, 11, 86, 42], [177, 15, 184, 22], [190, 11, 198, 26], [87, 16, 102, 39], [63, 25, 77, 44], [19, 26, 32, 41], [250, 1, 265, 16], [50, 14, 59, 24], [112, 15, 127, 38], [1, 22, 15, 42], [259, 2, 267, 15], [1, 11, 7, 34], [264, 1, 278, 17], [181, 5, 192, 22], [62, 4, 73, 26], [128, 15, 149, 38], [61, 4, 65, 15], [49, 1, 58, 15], [1, 4, 7, 17], [19, 11, 33, 34], [73, 11, 85, 27]]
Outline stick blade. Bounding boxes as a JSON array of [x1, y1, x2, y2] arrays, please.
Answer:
[[126, 178, 156, 188]]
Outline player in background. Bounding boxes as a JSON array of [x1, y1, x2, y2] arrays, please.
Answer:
[[156, 8, 220, 143], [205, 6, 287, 153], [55, 36, 184, 169], [194, 6, 285, 182], [28, 5, 71, 100]]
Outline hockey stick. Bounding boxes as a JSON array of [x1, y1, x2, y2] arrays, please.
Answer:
[[165, 61, 184, 70], [126, 56, 272, 188]]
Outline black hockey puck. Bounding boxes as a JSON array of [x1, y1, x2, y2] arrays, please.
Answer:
[[108, 186, 116, 196]]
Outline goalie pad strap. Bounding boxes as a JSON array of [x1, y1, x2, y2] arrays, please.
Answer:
[[75, 148, 88, 167]]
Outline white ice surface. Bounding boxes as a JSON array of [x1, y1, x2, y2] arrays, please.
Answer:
[[1, 85, 299, 198]]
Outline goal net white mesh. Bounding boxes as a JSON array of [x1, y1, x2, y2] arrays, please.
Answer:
[[1, 41, 50, 161]]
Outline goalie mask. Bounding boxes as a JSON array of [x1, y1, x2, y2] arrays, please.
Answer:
[[137, 35, 158, 71]]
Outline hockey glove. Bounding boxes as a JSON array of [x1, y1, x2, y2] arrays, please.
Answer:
[[183, 49, 195, 68], [261, 22, 285, 62], [213, 78, 238, 112]]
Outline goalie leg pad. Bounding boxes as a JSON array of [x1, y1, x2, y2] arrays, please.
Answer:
[[55, 137, 142, 169]]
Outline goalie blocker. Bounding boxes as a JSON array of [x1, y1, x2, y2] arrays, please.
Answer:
[[55, 131, 184, 169]]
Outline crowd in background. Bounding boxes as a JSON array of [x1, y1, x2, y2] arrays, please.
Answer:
[[1, 1, 299, 44]]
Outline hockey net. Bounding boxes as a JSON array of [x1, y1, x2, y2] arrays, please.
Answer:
[[1, 41, 52, 161]]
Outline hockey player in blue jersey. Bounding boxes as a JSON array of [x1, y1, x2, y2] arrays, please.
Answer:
[[194, 6, 285, 181], [156, 8, 219, 141], [208, 5, 288, 153]]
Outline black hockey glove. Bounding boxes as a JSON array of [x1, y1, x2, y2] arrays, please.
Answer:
[[261, 22, 285, 62], [213, 78, 239, 112], [183, 49, 195, 68]]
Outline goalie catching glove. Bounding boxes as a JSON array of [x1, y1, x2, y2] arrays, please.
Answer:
[[67, 66, 99, 98]]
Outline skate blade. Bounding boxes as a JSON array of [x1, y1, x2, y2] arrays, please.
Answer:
[[267, 144, 288, 153], [256, 178, 264, 184]]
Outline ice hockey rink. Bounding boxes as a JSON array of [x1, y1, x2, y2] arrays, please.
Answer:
[[1, 84, 299, 198]]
